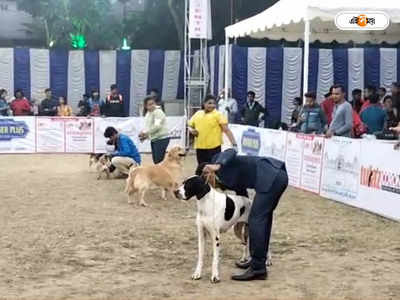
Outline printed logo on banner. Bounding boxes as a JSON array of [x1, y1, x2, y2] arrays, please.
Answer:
[[360, 166, 400, 195], [241, 128, 260, 156], [335, 11, 390, 31], [169, 128, 182, 140], [0, 118, 29, 141]]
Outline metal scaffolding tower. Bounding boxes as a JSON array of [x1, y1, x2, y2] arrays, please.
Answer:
[[184, 0, 210, 148]]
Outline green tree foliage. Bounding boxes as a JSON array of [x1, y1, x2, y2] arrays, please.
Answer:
[[16, 0, 278, 50]]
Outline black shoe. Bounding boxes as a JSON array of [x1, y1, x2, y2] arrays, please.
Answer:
[[235, 259, 251, 269], [231, 268, 267, 281]]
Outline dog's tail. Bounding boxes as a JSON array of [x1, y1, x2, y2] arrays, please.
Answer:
[[233, 222, 249, 245], [124, 167, 140, 194]]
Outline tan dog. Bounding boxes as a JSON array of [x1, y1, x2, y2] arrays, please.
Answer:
[[125, 146, 186, 207], [89, 154, 112, 180]]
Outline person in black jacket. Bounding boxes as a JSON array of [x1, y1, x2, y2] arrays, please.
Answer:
[[200, 149, 288, 281], [105, 84, 124, 117], [39, 88, 57, 116], [241, 91, 265, 127]]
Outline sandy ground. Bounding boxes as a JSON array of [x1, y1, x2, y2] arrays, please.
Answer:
[[0, 154, 399, 300]]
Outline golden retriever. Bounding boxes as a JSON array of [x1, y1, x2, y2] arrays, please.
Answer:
[[125, 146, 186, 207]]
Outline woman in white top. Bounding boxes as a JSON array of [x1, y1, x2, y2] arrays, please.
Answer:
[[139, 96, 170, 164]]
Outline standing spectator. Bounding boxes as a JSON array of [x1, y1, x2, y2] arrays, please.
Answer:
[[10, 89, 31, 116], [321, 87, 335, 125], [351, 89, 362, 113], [361, 85, 377, 112], [290, 97, 302, 125], [139, 96, 170, 164], [77, 94, 90, 116], [88, 89, 105, 117], [104, 126, 141, 175], [39, 88, 57, 116], [297, 92, 327, 134], [104, 84, 124, 117], [150, 89, 165, 112], [378, 87, 387, 103], [188, 95, 237, 165], [217, 89, 238, 123], [57, 96, 73, 117], [241, 91, 265, 127], [326, 84, 353, 138], [0, 89, 11, 116], [361, 94, 387, 134], [383, 95, 399, 129]]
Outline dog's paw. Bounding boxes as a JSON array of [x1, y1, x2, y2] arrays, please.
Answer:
[[191, 272, 202, 280], [266, 259, 273, 267], [139, 202, 148, 207], [210, 274, 220, 283]]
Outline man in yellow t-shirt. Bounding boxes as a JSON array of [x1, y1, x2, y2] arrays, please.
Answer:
[[188, 95, 237, 165]]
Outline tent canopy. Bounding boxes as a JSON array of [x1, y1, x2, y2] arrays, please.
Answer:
[[225, 0, 400, 44]]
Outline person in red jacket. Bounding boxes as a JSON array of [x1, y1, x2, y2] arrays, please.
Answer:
[[321, 88, 334, 125], [10, 89, 31, 116]]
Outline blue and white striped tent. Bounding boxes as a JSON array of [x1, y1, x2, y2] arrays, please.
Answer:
[[206, 45, 400, 124], [0, 46, 399, 122], [0, 48, 184, 116]]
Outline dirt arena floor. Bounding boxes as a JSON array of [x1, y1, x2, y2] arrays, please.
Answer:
[[0, 154, 399, 300]]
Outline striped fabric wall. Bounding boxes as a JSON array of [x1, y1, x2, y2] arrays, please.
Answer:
[[207, 45, 400, 125], [0, 48, 183, 116], [0, 47, 399, 120]]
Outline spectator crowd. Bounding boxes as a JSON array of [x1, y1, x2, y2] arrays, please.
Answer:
[[0, 84, 127, 118]]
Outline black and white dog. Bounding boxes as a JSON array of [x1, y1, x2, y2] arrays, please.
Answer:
[[175, 175, 252, 283]]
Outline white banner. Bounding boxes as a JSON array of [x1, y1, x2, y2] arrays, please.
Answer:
[[36, 117, 65, 153], [0, 117, 35, 153], [359, 140, 400, 221], [300, 135, 324, 194], [285, 133, 304, 188], [65, 118, 94, 153], [94, 117, 186, 154], [189, 0, 212, 39], [320, 137, 361, 205], [260, 129, 287, 161]]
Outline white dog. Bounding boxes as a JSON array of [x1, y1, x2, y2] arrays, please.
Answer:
[[175, 175, 252, 283]]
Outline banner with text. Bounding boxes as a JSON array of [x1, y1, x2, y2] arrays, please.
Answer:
[[36, 117, 65, 153], [358, 140, 400, 221], [320, 137, 361, 205], [300, 135, 324, 194], [0, 117, 35, 153]]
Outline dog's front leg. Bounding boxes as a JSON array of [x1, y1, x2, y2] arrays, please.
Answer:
[[210, 229, 221, 283], [192, 221, 205, 280]]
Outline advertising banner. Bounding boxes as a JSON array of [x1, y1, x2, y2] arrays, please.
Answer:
[[260, 129, 287, 161], [285, 133, 305, 188], [36, 117, 65, 153], [0, 117, 35, 153], [320, 137, 361, 205], [300, 135, 324, 194], [65, 118, 94, 153], [358, 140, 400, 221]]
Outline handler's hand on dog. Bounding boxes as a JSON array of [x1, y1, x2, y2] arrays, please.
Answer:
[[190, 129, 199, 137], [203, 164, 221, 174]]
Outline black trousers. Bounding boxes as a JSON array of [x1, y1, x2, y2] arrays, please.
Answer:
[[249, 168, 288, 271], [196, 146, 221, 165], [151, 137, 170, 164]]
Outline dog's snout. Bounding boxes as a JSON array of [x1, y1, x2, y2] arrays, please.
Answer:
[[174, 190, 180, 198]]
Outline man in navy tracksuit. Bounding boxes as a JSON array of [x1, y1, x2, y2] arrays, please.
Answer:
[[201, 149, 288, 281]]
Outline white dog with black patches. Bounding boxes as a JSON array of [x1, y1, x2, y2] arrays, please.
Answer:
[[175, 175, 251, 283]]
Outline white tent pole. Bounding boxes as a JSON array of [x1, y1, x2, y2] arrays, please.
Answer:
[[225, 33, 229, 102], [303, 19, 310, 99]]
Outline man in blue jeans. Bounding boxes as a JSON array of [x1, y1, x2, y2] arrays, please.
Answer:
[[201, 149, 288, 281], [104, 127, 141, 175]]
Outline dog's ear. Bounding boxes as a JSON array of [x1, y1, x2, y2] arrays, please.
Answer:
[[184, 176, 210, 200]]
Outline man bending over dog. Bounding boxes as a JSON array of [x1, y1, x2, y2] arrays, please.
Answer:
[[201, 148, 288, 281], [104, 127, 141, 175]]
